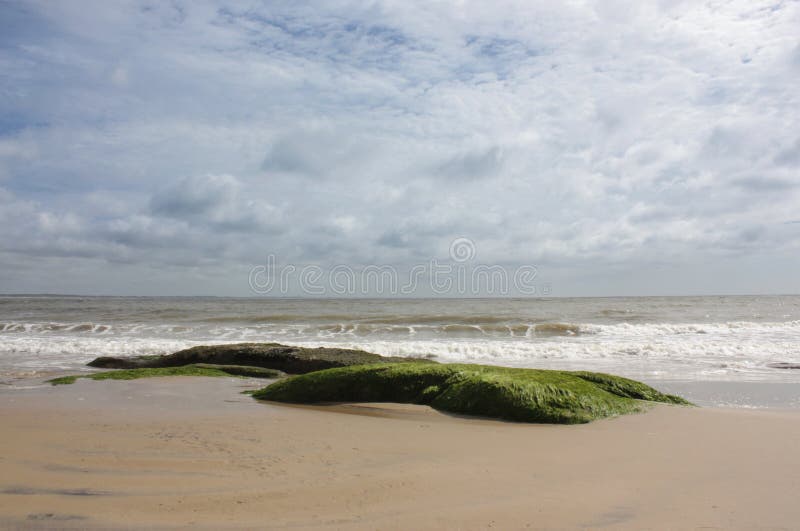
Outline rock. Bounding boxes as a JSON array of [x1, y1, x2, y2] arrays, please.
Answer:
[[190, 364, 285, 378], [767, 362, 800, 369], [88, 343, 424, 374], [252, 362, 691, 424]]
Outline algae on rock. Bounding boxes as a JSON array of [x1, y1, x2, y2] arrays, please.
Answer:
[[48, 364, 284, 385], [253, 362, 690, 424]]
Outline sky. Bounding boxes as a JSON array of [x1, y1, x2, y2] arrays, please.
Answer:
[[0, 0, 799, 297]]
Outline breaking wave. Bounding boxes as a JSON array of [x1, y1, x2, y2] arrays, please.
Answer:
[[2, 317, 800, 382], [3, 292, 800, 386]]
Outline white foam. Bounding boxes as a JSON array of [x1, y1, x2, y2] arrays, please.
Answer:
[[583, 320, 800, 339], [2, 318, 800, 383], [0, 336, 215, 372], [293, 338, 797, 381]]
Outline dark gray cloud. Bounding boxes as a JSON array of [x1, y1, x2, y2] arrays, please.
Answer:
[[150, 175, 237, 219], [774, 138, 800, 167], [437, 147, 504, 181], [732, 176, 798, 191], [149, 174, 281, 232], [262, 129, 357, 177], [376, 231, 410, 249]]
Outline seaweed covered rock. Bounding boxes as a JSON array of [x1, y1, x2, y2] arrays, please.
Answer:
[[88, 343, 422, 374], [48, 364, 285, 385], [253, 363, 690, 424]]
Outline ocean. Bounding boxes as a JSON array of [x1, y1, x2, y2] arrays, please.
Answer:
[[2, 295, 799, 407]]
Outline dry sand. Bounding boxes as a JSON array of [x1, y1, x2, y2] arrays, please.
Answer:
[[1, 376, 799, 529]]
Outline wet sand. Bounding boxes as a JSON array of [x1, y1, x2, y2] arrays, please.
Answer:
[[1, 376, 799, 529]]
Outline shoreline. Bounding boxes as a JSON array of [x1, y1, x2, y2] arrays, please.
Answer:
[[2, 377, 800, 529], [5, 367, 800, 410]]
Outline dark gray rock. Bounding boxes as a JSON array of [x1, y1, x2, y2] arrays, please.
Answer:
[[767, 362, 800, 369], [88, 343, 428, 374]]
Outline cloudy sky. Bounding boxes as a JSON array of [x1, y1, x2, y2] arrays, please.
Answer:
[[1, 0, 799, 296]]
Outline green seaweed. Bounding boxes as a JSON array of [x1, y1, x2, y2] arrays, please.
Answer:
[[47, 364, 284, 385], [48, 375, 80, 385], [253, 363, 691, 424], [570, 371, 690, 404]]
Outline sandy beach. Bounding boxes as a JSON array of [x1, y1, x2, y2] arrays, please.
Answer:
[[1, 376, 799, 529]]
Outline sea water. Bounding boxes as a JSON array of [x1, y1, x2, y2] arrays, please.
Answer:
[[2, 295, 799, 407]]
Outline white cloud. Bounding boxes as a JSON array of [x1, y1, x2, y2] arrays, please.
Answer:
[[0, 0, 798, 295]]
